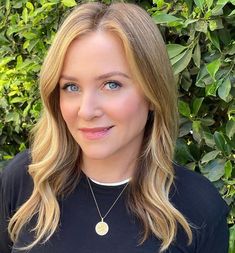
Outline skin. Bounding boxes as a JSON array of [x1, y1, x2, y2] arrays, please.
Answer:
[[59, 31, 149, 183]]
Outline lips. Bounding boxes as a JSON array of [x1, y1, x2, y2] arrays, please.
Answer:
[[79, 126, 114, 140]]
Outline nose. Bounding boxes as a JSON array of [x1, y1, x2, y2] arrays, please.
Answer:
[[77, 91, 103, 120]]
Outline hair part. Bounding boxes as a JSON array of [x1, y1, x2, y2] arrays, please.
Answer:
[[9, 2, 192, 252]]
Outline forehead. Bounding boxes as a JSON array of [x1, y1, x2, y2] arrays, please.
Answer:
[[61, 31, 131, 76]]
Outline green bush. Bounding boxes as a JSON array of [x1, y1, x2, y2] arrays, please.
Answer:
[[0, 0, 234, 251]]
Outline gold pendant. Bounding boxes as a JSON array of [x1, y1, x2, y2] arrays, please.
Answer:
[[95, 220, 109, 236]]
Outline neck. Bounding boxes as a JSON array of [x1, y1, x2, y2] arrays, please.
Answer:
[[81, 153, 138, 184]]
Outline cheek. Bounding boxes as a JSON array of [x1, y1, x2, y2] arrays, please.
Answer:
[[60, 98, 77, 124], [107, 94, 149, 123]]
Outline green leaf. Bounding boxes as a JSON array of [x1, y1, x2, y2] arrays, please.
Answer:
[[203, 159, 225, 181], [206, 0, 213, 9], [205, 82, 217, 96], [10, 97, 28, 104], [224, 160, 232, 179], [175, 139, 195, 164], [23, 102, 32, 117], [22, 32, 37, 40], [26, 2, 34, 11], [179, 121, 192, 137], [228, 9, 235, 16], [193, 42, 201, 68], [228, 103, 235, 119], [5, 112, 20, 123], [200, 117, 215, 126], [5, 0, 11, 11], [61, 0, 77, 7], [192, 97, 204, 116], [217, 0, 229, 4], [172, 48, 193, 74], [226, 119, 235, 138], [208, 31, 221, 50], [178, 100, 191, 117], [201, 150, 220, 163], [209, 19, 224, 31], [166, 44, 187, 59], [194, 0, 205, 10], [214, 131, 226, 152], [192, 120, 202, 143], [206, 58, 221, 79], [219, 29, 231, 46], [0, 98, 8, 109], [195, 20, 208, 33], [152, 13, 182, 24], [203, 132, 215, 147], [218, 77, 231, 101], [22, 8, 28, 23], [0, 56, 15, 67], [211, 4, 224, 15]]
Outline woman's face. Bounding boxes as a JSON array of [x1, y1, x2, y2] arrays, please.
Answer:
[[59, 31, 149, 161]]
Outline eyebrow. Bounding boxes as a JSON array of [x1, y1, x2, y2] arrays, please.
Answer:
[[60, 71, 130, 82]]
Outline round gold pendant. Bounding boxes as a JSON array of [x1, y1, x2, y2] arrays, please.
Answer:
[[95, 221, 109, 236]]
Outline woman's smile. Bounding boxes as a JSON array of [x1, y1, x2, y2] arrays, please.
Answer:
[[78, 126, 114, 140]]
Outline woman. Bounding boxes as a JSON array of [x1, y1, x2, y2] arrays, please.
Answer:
[[0, 2, 229, 253]]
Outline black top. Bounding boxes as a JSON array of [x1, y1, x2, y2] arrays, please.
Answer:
[[0, 150, 229, 253]]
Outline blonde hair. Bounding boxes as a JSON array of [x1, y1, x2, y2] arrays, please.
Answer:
[[9, 2, 192, 252]]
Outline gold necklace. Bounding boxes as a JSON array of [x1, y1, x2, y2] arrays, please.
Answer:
[[86, 176, 129, 236]]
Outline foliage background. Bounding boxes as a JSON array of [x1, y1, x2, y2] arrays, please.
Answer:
[[0, 0, 234, 251]]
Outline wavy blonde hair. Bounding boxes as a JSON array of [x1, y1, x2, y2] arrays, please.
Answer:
[[9, 2, 192, 252]]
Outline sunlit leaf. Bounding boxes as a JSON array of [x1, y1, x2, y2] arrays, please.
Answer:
[[206, 58, 221, 79], [61, 0, 77, 7], [26, 2, 34, 11], [22, 8, 28, 23], [211, 4, 224, 15], [0, 56, 15, 67], [194, 0, 205, 10], [206, 0, 213, 9], [224, 160, 232, 179]]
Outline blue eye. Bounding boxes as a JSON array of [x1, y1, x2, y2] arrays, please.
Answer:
[[63, 83, 80, 92], [104, 81, 121, 90]]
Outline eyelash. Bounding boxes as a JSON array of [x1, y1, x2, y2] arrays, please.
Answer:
[[62, 83, 79, 92], [103, 81, 122, 90], [61, 80, 122, 93]]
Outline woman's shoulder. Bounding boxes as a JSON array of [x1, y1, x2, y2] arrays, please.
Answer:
[[171, 163, 229, 226], [0, 149, 33, 211], [1, 149, 32, 184]]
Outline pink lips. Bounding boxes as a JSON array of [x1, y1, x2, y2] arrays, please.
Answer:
[[79, 126, 113, 140]]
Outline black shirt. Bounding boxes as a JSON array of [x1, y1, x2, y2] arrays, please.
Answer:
[[0, 150, 229, 253]]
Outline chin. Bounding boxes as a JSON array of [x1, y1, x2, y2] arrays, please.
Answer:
[[80, 148, 114, 160]]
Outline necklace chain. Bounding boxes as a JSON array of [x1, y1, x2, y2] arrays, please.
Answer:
[[86, 176, 129, 220]]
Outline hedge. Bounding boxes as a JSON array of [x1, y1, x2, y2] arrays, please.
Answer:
[[0, 0, 234, 251]]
